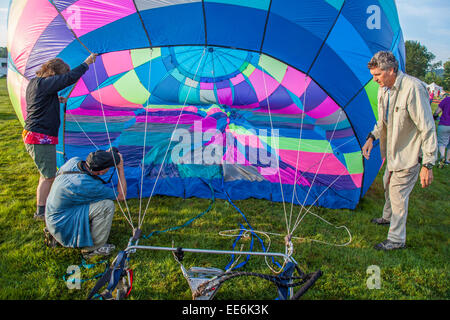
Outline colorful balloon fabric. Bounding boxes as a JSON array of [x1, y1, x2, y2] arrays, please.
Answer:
[[7, 0, 405, 209]]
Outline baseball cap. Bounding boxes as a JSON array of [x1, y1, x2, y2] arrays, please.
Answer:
[[86, 148, 120, 171]]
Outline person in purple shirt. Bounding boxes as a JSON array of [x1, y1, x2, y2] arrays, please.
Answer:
[[433, 96, 450, 167]]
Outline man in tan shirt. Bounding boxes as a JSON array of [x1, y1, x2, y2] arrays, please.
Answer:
[[362, 51, 437, 251]]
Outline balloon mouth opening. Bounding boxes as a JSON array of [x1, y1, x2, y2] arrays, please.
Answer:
[[60, 45, 361, 193]]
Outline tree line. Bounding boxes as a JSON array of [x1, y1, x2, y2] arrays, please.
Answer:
[[405, 40, 449, 91], [0, 47, 6, 58]]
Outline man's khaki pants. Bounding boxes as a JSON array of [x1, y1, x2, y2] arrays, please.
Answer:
[[81, 199, 115, 252], [382, 164, 420, 244]]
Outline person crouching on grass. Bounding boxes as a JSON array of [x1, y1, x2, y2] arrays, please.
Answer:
[[23, 53, 97, 221], [44, 148, 127, 259]]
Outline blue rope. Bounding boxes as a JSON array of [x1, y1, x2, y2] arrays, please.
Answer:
[[63, 257, 109, 285], [140, 176, 281, 271], [223, 179, 282, 271], [143, 181, 215, 239], [225, 223, 253, 270]]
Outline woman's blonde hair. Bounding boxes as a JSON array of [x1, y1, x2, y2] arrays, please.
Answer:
[[36, 58, 70, 78]]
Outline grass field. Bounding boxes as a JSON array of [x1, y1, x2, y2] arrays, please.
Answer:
[[0, 77, 448, 300]]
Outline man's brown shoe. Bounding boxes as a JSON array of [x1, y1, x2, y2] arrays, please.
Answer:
[[371, 217, 390, 225]]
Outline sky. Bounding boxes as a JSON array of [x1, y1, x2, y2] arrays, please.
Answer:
[[0, 0, 449, 63]]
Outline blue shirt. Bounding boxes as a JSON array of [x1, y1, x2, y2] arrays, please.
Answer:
[[45, 157, 116, 248]]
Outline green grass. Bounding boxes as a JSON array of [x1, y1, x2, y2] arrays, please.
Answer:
[[0, 77, 448, 300]]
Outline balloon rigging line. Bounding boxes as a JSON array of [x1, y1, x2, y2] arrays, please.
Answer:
[[62, 68, 134, 229], [138, 49, 154, 227], [260, 68, 288, 233], [65, 105, 133, 229], [218, 228, 287, 274], [288, 75, 309, 235], [291, 108, 344, 235], [240, 65, 353, 261], [39, 8, 356, 274], [73, 49, 353, 260], [66, 113, 99, 151], [292, 167, 353, 236], [138, 47, 207, 229], [62, 84, 132, 225], [220, 224, 351, 257], [92, 60, 135, 230], [292, 136, 357, 191], [219, 140, 356, 266], [292, 164, 349, 232], [221, 142, 356, 268], [218, 142, 357, 272]]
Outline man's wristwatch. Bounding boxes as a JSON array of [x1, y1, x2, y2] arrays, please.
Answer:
[[422, 163, 434, 170], [366, 132, 375, 141]]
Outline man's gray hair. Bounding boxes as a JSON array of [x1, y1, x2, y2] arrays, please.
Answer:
[[367, 51, 399, 73]]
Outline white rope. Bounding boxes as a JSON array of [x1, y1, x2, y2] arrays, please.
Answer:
[[138, 48, 154, 227], [66, 113, 99, 150], [65, 98, 131, 227], [260, 67, 288, 233], [219, 220, 351, 274], [92, 60, 135, 230], [287, 76, 309, 235], [290, 169, 353, 247], [287, 137, 357, 244], [85, 49, 354, 270], [225, 66, 355, 272], [138, 47, 207, 229], [216, 136, 357, 272], [291, 169, 349, 233], [290, 136, 357, 190], [219, 228, 288, 274], [290, 108, 345, 235]]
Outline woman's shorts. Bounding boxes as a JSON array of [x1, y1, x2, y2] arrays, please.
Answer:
[[25, 144, 57, 179], [437, 125, 450, 148]]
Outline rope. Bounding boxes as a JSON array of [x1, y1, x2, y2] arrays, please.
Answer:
[[222, 177, 283, 272], [260, 68, 288, 232], [69, 48, 354, 293], [138, 48, 154, 227], [292, 108, 345, 234], [63, 257, 109, 285], [255, 62, 354, 252], [139, 47, 207, 229], [217, 139, 359, 259], [92, 59, 135, 230], [288, 76, 309, 235], [66, 113, 99, 150], [291, 168, 353, 237], [142, 181, 215, 239], [219, 228, 285, 274]]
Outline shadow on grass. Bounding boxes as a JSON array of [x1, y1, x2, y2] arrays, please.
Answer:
[[0, 112, 18, 120]]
